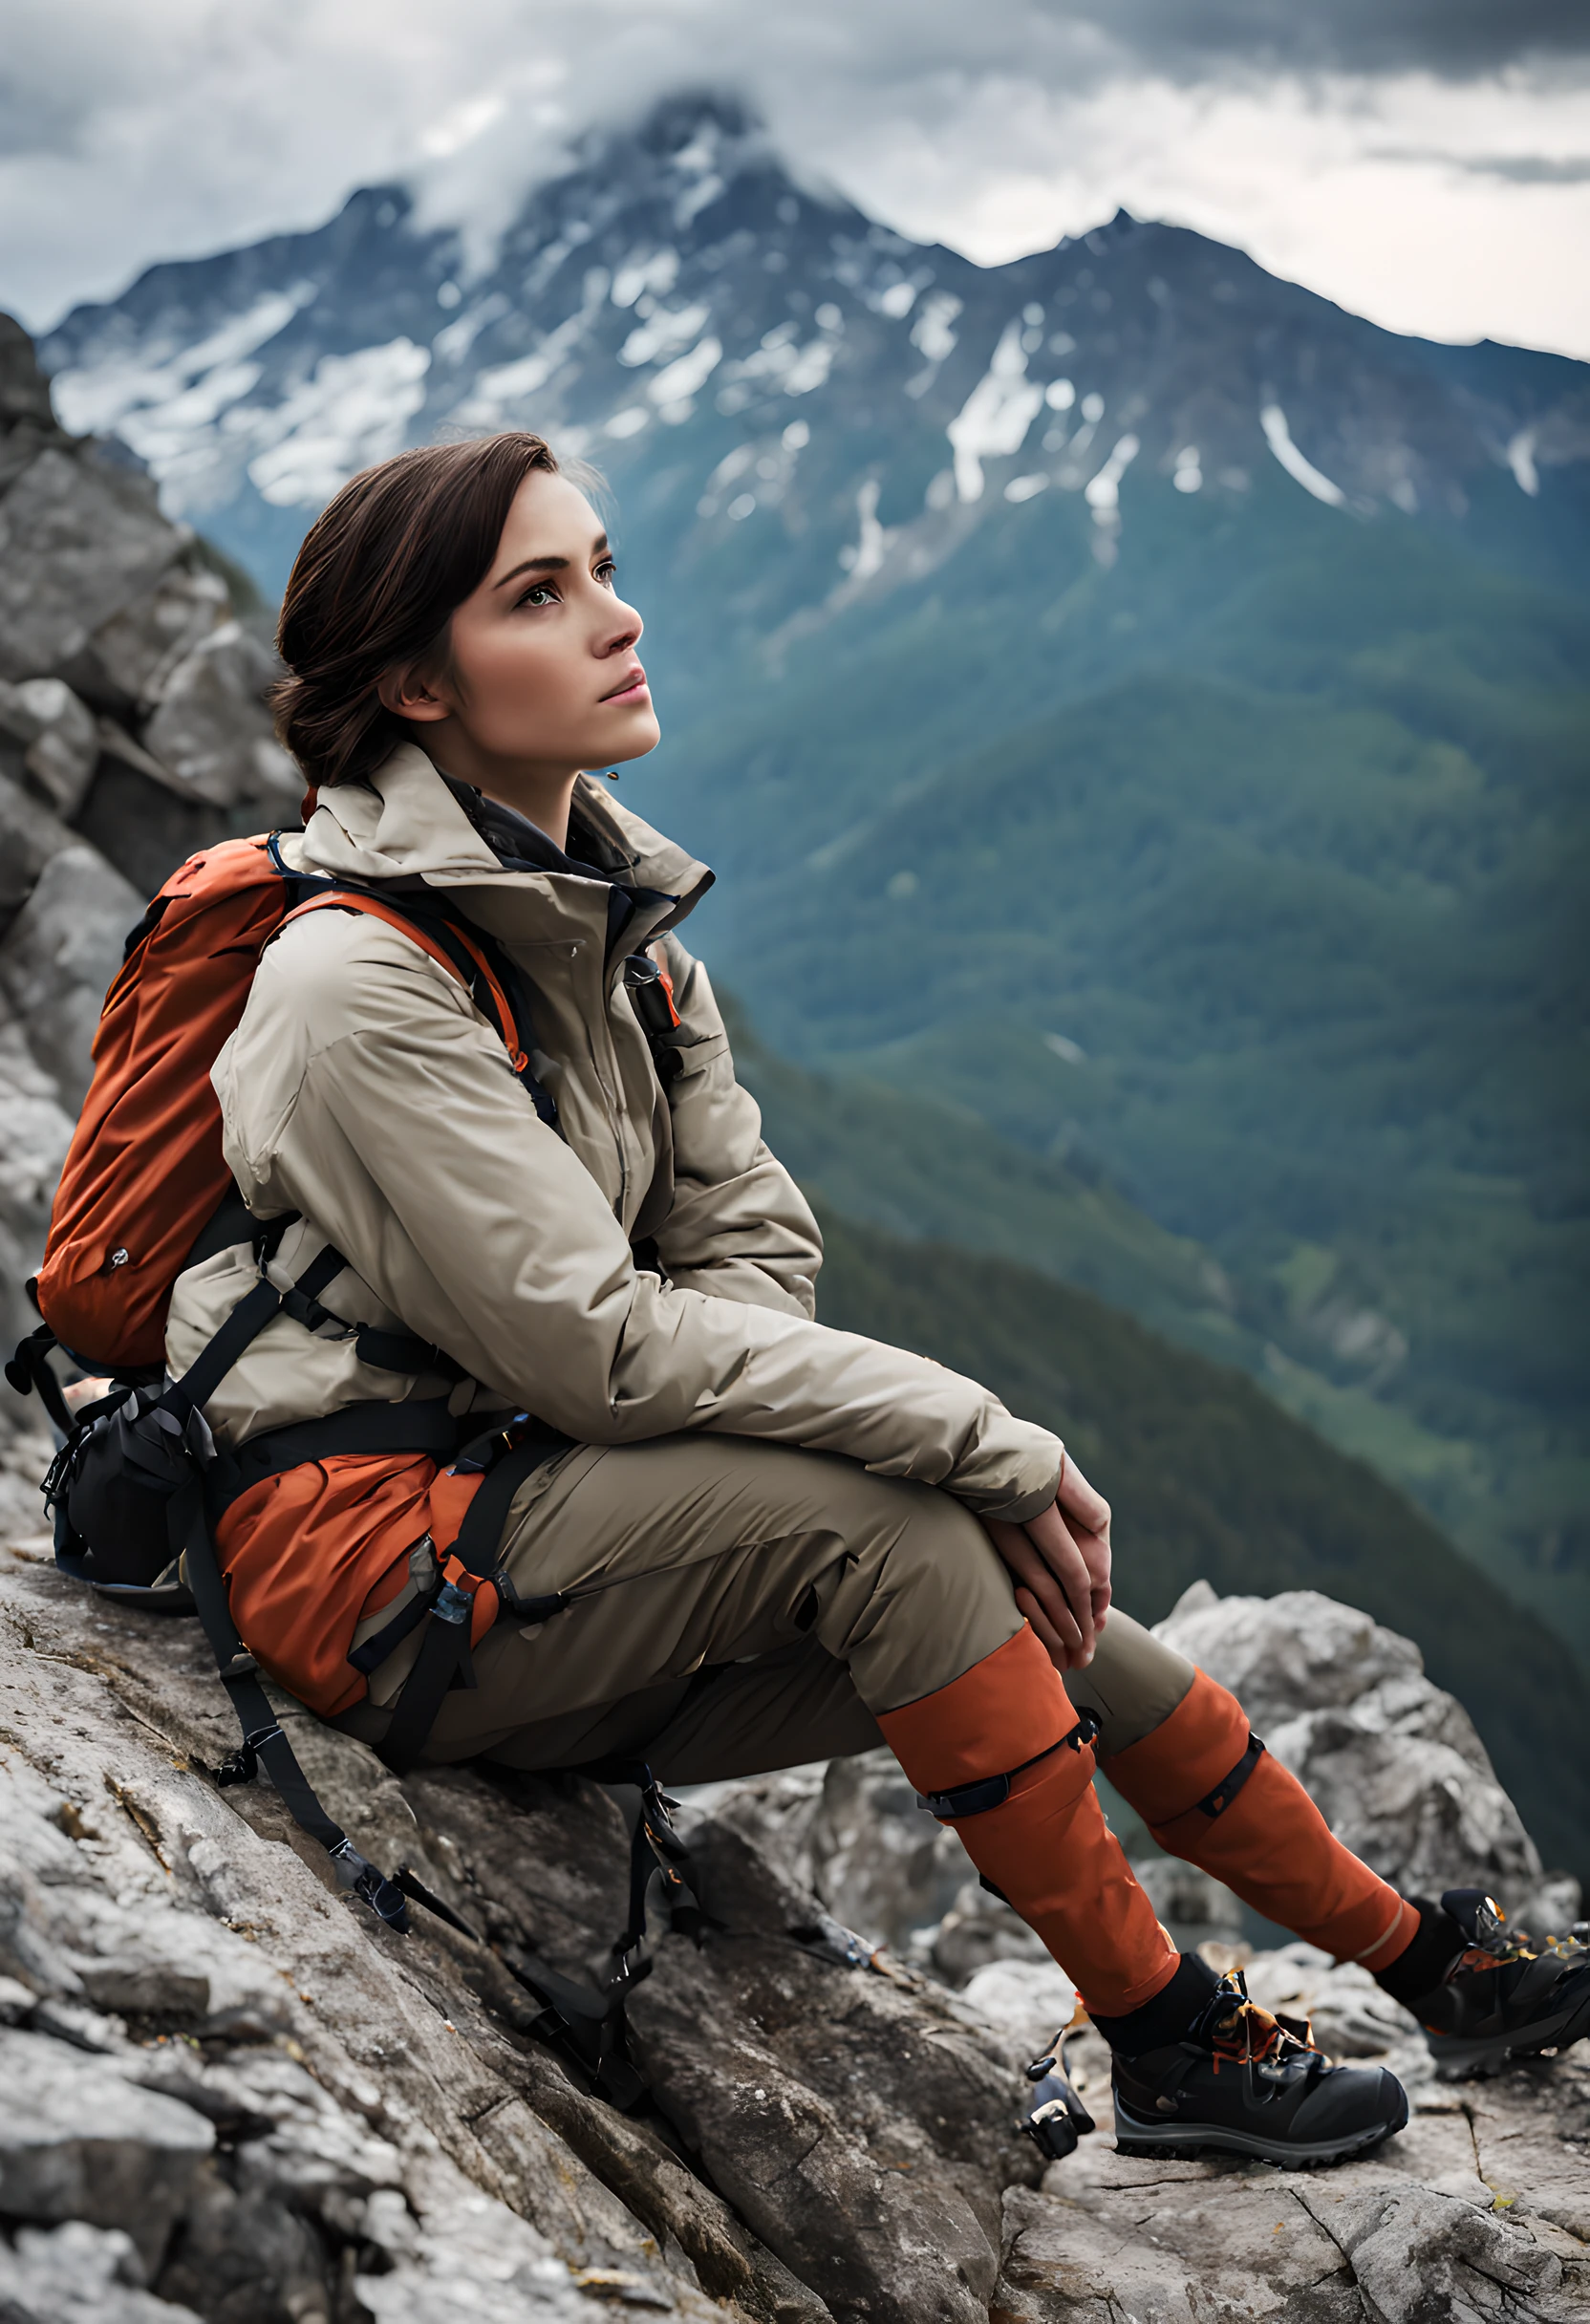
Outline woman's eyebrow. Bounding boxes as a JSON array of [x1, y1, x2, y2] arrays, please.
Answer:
[[494, 532, 610, 590]]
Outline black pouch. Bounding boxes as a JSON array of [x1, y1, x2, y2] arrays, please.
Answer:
[[47, 1385, 210, 1592]]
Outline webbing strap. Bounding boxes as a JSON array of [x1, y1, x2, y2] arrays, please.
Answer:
[[376, 1424, 570, 1775], [174, 1482, 410, 1930], [447, 1421, 571, 1577], [5, 1323, 75, 1436], [219, 1398, 460, 1509], [1194, 1732, 1266, 1819], [162, 1242, 346, 1424]]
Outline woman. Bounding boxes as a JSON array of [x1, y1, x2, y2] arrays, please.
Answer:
[[166, 432, 1574, 2162]]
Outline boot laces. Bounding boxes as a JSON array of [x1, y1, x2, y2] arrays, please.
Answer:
[[1199, 1969, 1322, 2082], [1453, 1898, 1589, 1978]]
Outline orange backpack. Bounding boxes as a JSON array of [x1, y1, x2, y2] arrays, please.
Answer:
[[29, 832, 539, 1373]]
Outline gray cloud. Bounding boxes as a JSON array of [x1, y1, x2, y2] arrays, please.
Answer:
[[1, 0, 1587, 357], [1066, 0, 1590, 80]]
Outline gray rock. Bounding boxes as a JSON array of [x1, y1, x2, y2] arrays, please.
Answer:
[[0, 1015, 75, 1375], [0, 843, 143, 1109], [0, 772, 77, 917], [1128, 1851, 1244, 1938], [0, 314, 73, 499], [1153, 1583, 1571, 1922], [0, 2027, 214, 2273], [140, 622, 297, 810], [82, 566, 229, 713], [0, 448, 176, 681], [0, 2222, 205, 2324], [929, 1881, 1051, 1987], [0, 680, 98, 819], [687, 1748, 972, 1957], [1310, 2179, 1583, 2322], [0, 313, 59, 436], [72, 758, 231, 904]]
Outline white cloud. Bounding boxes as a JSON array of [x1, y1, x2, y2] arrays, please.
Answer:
[[1, 0, 1587, 357]]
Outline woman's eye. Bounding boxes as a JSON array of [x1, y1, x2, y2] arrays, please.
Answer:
[[519, 581, 558, 608], [595, 560, 617, 590]]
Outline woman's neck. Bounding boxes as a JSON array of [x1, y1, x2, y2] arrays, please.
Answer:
[[422, 739, 580, 852]]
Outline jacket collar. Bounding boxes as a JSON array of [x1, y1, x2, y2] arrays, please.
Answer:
[[292, 743, 714, 930]]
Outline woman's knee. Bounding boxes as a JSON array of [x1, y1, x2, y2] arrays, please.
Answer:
[[817, 1476, 1023, 1712], [1064, 1609, 1196, 1757]]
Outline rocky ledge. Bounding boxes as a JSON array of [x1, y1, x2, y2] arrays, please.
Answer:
[[1, 1443, 1584, 2324]]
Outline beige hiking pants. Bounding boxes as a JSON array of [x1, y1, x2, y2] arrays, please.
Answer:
[[341, 1434, 1197, 1779]]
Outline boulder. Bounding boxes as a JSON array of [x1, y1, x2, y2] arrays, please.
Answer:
[[73, 758, 234, 906], [0, 312, 73, 499], [1153, 1582, 1576, 1926], [0, 773, 77, 923], [0, 447, 177, 681], [0, 844, 144, 1110], [0, 2222, 206, 2324], [80, 566, 230, 715], [0, 2028, 215, 2274], [140, 623, 298, 811], [0, 1017, 75, 1383], [0, 680, 99, 819]]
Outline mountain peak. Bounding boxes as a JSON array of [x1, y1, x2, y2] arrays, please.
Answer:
[[37, 99, 1588, 602]]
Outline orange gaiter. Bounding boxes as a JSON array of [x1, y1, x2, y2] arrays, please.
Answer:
[[877, 1625, 1180, 2016], [1103, 1669, 1415, 1970]]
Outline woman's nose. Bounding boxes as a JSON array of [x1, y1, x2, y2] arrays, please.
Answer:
[[603, 597, 643, 652]]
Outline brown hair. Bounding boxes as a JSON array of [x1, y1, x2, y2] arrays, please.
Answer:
[[271, 432, 559, 789]]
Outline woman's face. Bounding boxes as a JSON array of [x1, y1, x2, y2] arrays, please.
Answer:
[[390, 468, 660, 785]]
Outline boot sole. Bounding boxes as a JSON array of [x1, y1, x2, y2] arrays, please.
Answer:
[[1112, 2091, 1408, 2171], [1427, 1988, 1590, 2080]]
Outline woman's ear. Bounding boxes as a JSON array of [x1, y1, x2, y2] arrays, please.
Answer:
[[377, 661, 451, 725]]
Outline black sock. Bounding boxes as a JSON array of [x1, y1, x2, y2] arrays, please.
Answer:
[[1090, 1952, 1219, 2057], [1373, 1897, 1467, 2006]]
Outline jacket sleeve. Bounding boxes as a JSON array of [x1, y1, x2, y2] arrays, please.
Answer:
[[648, 935, 823, 1321], [219, 915, 1064, 1521]]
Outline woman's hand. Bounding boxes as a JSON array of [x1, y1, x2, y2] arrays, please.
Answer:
[[983, 1454, 1113, 1670]]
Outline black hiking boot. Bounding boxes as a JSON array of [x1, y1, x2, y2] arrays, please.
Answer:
[[1110, 1968, 1408, 2169], [1400, 1889, 1590, 2079]]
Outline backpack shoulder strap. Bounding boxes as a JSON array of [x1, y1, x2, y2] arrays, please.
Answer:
[[279, 889, 559, 1129]]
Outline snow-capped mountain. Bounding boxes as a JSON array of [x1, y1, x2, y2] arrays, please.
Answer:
[[39, 95, 1590, 613]]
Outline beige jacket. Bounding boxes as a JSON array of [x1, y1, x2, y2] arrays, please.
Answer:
[[164, 745, 1063, 1521]]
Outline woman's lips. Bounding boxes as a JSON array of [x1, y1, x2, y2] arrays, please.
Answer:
[[602, 667, 649, 702]]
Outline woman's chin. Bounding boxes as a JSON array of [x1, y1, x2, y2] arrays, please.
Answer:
[[605, 712, 662, 764]]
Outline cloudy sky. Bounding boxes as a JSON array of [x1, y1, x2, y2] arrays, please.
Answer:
[[4, 0, 1589, 356]]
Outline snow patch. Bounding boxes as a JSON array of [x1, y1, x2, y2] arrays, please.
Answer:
[[947, 319, 1044, 503], [432, 293, 508, 364], [1085, 434, 1140, 518], [648, 336, 722, 408], [1172, 445, 1202, 494], [51, 291, 303, 438], [838, 478, 890, 580], [1260, 405, 1346, 507], [1005, 473, 1048, 503], [1505, 429, 1539, 496], [611, 248, 679, 309], [618, 302, 712, 368], [910, 291, 961, 366], [605, 406, 649, 439], [246, 339, 431, 507]]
